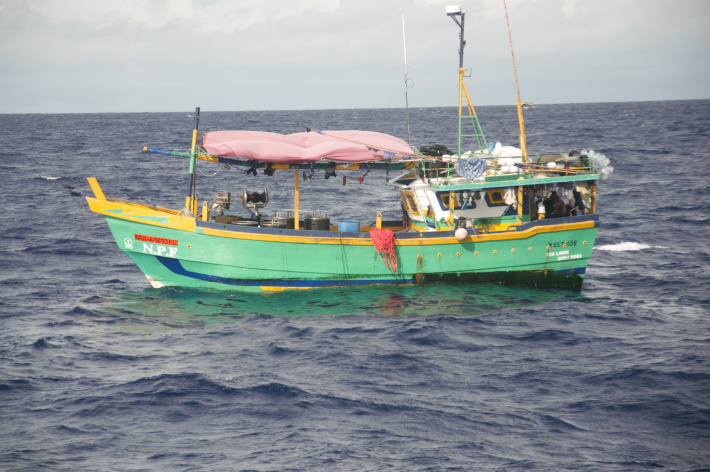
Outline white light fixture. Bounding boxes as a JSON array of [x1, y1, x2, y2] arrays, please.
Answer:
[[446, 5, 462, 15]]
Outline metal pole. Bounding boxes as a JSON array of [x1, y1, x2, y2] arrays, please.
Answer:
[[185, 107, 200, 215], [458, 13, 465, 68], [448, 11, 465, 68], [450, 10, 466, 158]]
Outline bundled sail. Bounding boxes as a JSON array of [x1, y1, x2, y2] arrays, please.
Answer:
[[201, 130, 414, 164]]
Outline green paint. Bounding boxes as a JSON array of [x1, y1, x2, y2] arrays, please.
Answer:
[[102, 214, 598, 292], [431, 173, 603, 191]]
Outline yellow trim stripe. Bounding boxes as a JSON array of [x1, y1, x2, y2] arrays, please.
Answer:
[[201, 220, 595, 246], [87, 197, 595, 247]]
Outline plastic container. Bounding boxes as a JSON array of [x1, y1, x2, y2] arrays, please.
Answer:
[[338, 220, 360, 232]]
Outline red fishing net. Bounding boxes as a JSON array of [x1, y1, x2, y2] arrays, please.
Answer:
[[370, 227, 398, 272]]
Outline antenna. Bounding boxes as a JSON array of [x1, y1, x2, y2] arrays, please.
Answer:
[[402, 14, 412, 145]]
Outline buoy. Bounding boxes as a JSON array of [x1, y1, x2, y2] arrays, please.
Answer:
[[454, 227, 468, 241]]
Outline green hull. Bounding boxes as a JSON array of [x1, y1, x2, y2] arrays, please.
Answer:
[[103, 214, 599, 292]]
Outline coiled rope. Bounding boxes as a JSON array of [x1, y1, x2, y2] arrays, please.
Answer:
[[370, 227, 398, 272]]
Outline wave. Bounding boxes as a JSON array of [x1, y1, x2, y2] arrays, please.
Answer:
[[41, 175, 60, 180], [595, 242, 669, 252]]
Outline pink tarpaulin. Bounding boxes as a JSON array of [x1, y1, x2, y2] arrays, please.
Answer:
[[201, 130, 413, 163]]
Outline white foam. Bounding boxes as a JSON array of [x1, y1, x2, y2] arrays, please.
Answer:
[[595, 242, 669, 252], [41, 176, 60, 180]]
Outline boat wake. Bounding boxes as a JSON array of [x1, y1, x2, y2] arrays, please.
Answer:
[[595, 242, 669, 252]]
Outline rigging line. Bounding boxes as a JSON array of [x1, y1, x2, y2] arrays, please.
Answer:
[[198, 165, 225, 177], [339, 231, 350, 279]]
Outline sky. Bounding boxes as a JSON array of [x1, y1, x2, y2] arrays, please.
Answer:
[[0, 0, 708, 113]]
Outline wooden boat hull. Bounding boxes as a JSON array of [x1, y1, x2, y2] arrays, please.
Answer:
[[89, 197, 598, 292]]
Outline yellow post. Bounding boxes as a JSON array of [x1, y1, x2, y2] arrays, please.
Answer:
[[517, 185, 524, 224], [87, 177, 106, 201], [294, 168, 300, 230], [516, 97, 529, 162], [447, 190, 456, 228], [202, 201, 208, 221], [591, 181, 597, 213], [185, 107, 200, 215], [376, 211, 382, 229], [460, 69, 477, 118]]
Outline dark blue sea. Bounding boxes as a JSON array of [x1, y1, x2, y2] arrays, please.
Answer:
[[1, 100, 709, 471]]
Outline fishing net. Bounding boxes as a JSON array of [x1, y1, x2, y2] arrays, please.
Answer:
[[369, 227, 398, 273], [456, 156, 487, 179]]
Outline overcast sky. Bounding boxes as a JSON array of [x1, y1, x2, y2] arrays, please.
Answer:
[[0, 0, 708, 113]]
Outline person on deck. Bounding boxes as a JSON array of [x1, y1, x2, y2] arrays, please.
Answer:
[[553, 192, 567, 218], [544, 191, 567, 218]]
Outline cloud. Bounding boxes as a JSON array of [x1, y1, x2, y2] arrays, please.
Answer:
[[25, 0, 342, 33], [0, 0, 708, 112]]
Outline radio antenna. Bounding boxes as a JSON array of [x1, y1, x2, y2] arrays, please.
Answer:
[[402, 14, 412, 145]]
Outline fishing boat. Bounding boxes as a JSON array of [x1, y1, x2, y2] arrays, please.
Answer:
[[85, 5, 611, 292]]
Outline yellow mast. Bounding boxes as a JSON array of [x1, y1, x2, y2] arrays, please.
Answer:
[[503, 0, 528, 163], [502, 1, 529, 225]]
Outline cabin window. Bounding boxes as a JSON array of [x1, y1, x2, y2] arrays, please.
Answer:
[[439, 192, 459, 209], [402, 190, 421, 216], [486, 190, 506, 205]]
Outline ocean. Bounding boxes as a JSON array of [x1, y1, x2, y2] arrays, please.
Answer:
[[1, 100, 709, 471]]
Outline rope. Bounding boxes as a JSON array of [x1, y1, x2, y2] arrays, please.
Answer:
[[370, 227, 398, 273], [198, 165, 225, 177]]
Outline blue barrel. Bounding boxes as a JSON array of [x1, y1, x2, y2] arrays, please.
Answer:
[[338, 220, 360, 232]]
